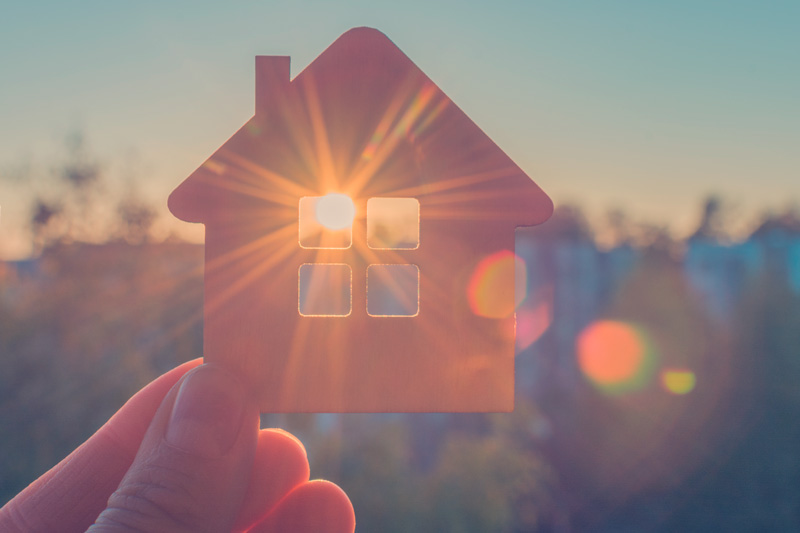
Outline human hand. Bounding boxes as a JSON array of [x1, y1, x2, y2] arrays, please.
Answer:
[[0, 359, 355, 532]]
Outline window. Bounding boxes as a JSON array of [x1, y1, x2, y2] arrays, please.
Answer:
[[298, 194, 355, 249], [367, 264, 419, 316], [298, 195, 420, 317], [367, 197, 419, 249], [298, 263, 351, 316]]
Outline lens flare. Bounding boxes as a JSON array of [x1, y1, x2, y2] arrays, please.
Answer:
[[515, 300, 552, 351], [661, 368, 696, 395], [577, 321, 656, 394], [468, 251, 527, 319], [315, 193, 355, 230]]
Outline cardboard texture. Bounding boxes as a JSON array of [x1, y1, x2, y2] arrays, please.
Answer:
[[169, 27, 552, 412]]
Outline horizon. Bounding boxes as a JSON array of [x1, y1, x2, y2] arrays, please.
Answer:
[[2, 2, 799, 259]]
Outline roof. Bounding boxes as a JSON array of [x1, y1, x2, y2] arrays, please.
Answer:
[[169, 27, 551, 227]]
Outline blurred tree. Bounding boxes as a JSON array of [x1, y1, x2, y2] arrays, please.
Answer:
[[544, 243, 730, 530], [304, 410, 558, 533], [116, 194, 157, 244], [596, 208, 632, 249], [660, 275, 800, 531], [311, 420, 426, 533], [689, 195, 742, 244], [697, 196, 723, 238], [426, 435, 536, 532], [30, 198, 64, 250], [52, 132, 107, 243], [528, 204, 593, 243], [0, 242, 204, 505], [26, 133, 106, 250], [60, 132, 101, 190], [596, 207, 680, 254], [424, 408, 559, 533], [24, 132, 160, 252]]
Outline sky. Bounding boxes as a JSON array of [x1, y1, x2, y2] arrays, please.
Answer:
[[1, 1, 798, 258]]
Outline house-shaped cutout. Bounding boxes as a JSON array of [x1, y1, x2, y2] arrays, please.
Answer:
[[169, 27, 552, 412]]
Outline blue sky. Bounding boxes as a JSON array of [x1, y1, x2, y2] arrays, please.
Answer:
[[1, 1, 799, 257]]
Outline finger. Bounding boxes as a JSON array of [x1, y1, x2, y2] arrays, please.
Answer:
[[248, 480, 356, 533], [233, 429, 311, 532], [89, 363, 259, 532], [0, 358, 202, 533], [102, 358, 205, 456]]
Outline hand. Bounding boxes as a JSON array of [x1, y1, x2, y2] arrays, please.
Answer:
[[0, 359, 355, 532]]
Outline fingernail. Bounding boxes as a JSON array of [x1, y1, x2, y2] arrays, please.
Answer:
[[166, 364, 246, 457]]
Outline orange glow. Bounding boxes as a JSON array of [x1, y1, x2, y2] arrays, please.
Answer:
[[577, 321, 655, 393], [315, 193, 355, 230], [467, 251, 526, 319], [299, 196, 352, 249], [661, 368, 696, 395]]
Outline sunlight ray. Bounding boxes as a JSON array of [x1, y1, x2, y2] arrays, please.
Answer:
[[347, 81, 439, 194], [302, 73, 338, 193], [411, 95, 449, 137], [216, 149, 315, 204], [205, 237, 299, 315], [388, 166, 522, 198], [191, 168, 279, 202], [204, 225, 297, 273], [346, 80, 427, 193]]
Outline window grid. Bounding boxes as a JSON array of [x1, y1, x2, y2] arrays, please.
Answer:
[[298, 196, 420, 317]]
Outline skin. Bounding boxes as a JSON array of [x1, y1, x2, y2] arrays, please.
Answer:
[[0, 359, 356, 532]]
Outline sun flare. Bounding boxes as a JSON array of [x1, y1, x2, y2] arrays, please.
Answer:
[[315, 193, 355, 230]]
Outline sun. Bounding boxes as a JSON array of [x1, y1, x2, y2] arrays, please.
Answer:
[[315, 193, 355, 230]]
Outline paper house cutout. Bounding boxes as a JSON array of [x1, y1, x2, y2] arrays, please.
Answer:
[[169, 27, 552, 412]]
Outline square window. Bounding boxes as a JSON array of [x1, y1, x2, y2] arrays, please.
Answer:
[[367, 197, 419, 249], [367, 264, 419, 317], [299, 195, 354, 249], [299, 264, 351, 317]]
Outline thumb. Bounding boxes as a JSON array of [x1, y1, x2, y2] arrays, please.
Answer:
[[89, 364, 259, 533]]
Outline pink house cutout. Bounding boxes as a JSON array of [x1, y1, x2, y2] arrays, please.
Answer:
[[169, 27, 552, 412]]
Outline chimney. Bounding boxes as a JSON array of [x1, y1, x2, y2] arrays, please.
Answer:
[[255, 56, 290, 116]]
